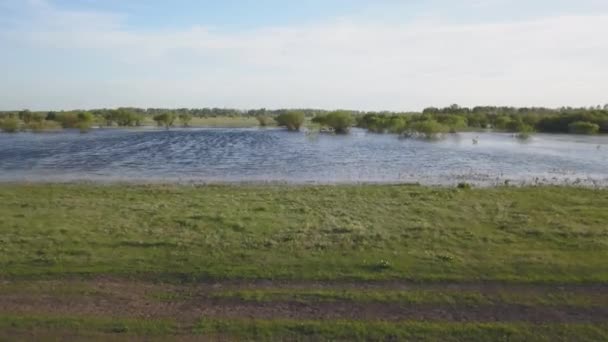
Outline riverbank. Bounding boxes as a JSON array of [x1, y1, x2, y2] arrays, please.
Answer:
[[0, 184, 607, 339]]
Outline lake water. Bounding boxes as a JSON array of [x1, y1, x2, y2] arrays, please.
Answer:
[[1, 128, 607, 186]]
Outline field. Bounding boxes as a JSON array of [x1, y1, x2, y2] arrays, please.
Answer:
[[1, 184, 607, 340]]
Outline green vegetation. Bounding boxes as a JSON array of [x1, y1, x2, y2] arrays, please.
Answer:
[[1, 315, 606, 341], [178, 113, 193, 127], [0, 116, 20, 132], [312, 110, 356, 133], [1, 105, 607, 134], [205, 288, 608, 307], [406, 119, 449, 138], [0, 315, 177, 336], [153, 113, 176, 129], [276, 110, 305, 131], [194, 319, 608, 341], [1, 184, 607, 282], [1, 184, 607, 340], [256, 115, 274, 127], [26, 120, 62, 132], [568, 121, 600, 135]]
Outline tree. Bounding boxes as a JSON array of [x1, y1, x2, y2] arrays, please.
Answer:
[[256, 115, 273, 127], [153, 113, 176, 129], [568, 121, 600, 135], [407, 119, 448, 138], [275, 111, 305, 131], [179, 113, 193, 127], [314, 111, 355, 134]]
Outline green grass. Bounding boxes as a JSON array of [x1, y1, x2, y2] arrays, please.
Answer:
[[1, 315, 606, 341], [0, 184, 607, 282], [203, 288, 608, 307], [0, 315, 176, 336], [194, 319, 608, 341], [142, 116, 261, 128]]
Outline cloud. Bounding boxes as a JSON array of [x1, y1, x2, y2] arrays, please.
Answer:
[[1, 0, 607, 110]]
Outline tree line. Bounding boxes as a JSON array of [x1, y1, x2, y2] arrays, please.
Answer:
[[1, 105, 607, 136]]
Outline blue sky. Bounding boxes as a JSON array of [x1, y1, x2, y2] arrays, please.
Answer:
[[1, 0, 608, 110]]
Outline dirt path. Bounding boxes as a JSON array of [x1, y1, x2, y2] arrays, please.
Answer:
[[1, 278, 607, 324]]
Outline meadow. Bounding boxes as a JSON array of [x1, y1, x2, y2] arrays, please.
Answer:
[[1, 184, 607, 340]]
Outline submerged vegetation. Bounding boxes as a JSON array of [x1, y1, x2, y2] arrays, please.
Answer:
[[1, 105, 607, 136], [312, 110, 356, 133], [275, 111, 305, 131], [569, 121, 601, 135]]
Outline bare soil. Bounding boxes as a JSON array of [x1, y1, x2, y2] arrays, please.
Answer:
[[1, 278, 607, 324]]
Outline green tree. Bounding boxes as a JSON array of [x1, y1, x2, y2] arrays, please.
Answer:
[[256, 115, 273, 127], [315, 111, 355, 134], [407, 120, 448, 139], [154, 113, 176, 129], [568, 121, 600, 135], [179, 113, 193, 127], [275, 111, 305, 131]]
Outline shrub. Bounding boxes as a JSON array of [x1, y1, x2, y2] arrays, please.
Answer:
[[406, 119, 448, 139], [104, 109, 143, 127], [26, 120, 62, 132], [457, 182, 472, 189], [256, 115, 273, 127], [568, 121, 600, 135], [54, 112, 80, 128], [179, 113, 193, 127], [153, 113, 176, 129], [276, 111, 305, 131], [437, 114, 467, 133], [314, 111, 355, 134], [0, 117, 20, 133]]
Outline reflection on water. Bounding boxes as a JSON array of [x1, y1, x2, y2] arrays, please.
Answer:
[[1, 128, 607, 186]]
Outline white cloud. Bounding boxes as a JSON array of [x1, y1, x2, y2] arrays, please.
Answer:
[[1, 0, 607, 110]]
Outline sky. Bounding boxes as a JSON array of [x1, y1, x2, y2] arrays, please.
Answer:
[[1, 0, 607, 111]]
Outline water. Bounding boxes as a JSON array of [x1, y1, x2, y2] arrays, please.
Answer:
[[1, 128, 607, 186]]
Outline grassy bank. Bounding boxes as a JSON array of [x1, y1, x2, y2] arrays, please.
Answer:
[[1, 183, 607, 340], [0, 184, 606, 282], [2, 315, 606, 341]]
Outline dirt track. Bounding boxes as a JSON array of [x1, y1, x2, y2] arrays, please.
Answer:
[[1, 278, 607, 324]]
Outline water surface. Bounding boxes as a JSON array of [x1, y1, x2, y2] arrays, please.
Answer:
[[1, 128, 607, 186]]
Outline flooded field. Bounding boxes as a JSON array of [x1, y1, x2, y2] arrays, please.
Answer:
[[1, 128, 607, 186]]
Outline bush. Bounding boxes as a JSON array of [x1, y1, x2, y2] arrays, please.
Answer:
[[54, 112, 80, 128], [314, 111, 355, 134], [179, 113, 193, 127], [406, 120, 448, 138], [256, 115, 273, 127], [0, 117, 20, 133], [437, 114, 467, 133], [457, 182, 472, 189], [104, 109, 143, 127], [276, 111, 305, 131], [153, 113, 176, 129], [568, 121, 600, 135], [26, 120, 62, 132]]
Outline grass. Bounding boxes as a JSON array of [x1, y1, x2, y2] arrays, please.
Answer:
[[0, 315, 606, 341], [0, 184, 607, 282], [142, 116, 260, 128], [195, 319, 608, 341], [203, 288, 608, 307], [0, 315, 177, 336], [1, 183, 607, 340]]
